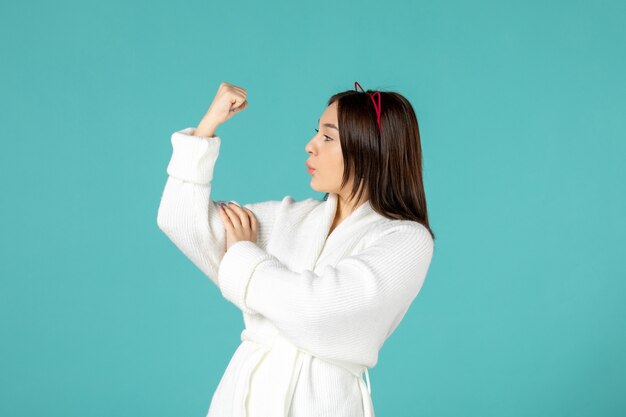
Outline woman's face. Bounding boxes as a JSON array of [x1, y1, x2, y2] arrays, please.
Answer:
[[305, 102, 347, 194]]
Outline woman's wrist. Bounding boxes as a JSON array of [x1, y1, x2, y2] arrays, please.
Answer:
[[194, 113, 220, 137]]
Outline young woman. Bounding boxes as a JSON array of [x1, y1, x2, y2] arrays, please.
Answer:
[[157, 81, 435, 417]]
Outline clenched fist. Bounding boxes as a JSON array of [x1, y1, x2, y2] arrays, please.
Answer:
[[194, 82, 249, 137]]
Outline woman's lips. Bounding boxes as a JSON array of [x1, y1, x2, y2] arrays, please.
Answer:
[[307, 167, 316, 174]]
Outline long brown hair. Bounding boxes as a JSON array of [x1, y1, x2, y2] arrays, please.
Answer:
[[322, 87, 435, 241]]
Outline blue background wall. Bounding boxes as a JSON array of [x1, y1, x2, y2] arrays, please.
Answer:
[[1, 0, 624, 416]]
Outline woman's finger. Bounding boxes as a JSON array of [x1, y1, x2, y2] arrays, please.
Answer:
[[221, 203, 242, 228], [217, 204, 232, 251], [217, 203, 228, 222], [226, 203, 250, 229], [242, 207, 258, 230], [219, 203, 236, 229]]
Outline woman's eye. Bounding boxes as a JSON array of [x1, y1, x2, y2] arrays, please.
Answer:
[[314, 128, 333, 141]]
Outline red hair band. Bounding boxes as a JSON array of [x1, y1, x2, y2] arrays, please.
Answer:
[[354, 81, 382, 136]]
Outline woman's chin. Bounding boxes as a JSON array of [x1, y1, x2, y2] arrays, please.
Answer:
[[309, 179, 322, 192]]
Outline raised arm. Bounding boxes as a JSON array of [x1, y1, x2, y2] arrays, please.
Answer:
[[157, 82, 281, 288], [156, 127, 282, 288], [217, 223, 435, 365]]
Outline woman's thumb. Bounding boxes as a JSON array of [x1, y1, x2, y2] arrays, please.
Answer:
[[231, 99, 248, 113]]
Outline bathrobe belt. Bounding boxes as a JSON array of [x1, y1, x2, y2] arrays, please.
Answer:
[[239, 329, 374, 417]]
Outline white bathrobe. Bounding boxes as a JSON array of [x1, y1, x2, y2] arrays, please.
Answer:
[[157, 127, 435, 417]]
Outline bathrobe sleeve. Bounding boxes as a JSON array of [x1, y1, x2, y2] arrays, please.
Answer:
[[217, 223, 434, 363], [156, 127, 280, 288]]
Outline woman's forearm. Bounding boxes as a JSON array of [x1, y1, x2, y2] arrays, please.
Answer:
[[194, 113, 220, 137]]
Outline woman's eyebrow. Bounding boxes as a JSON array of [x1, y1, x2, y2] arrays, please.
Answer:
[[318, 118, 339, 131]]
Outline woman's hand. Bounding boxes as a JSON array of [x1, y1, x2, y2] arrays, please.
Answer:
[[218, 202, 258, 251], [194, 82, 249, 137]]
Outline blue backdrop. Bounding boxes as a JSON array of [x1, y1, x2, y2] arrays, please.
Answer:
[[1, 0, 624, 416]]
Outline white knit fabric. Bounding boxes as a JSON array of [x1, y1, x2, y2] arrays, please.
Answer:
[[157, 127, 435, 417]]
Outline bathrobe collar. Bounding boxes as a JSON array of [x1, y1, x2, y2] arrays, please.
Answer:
[[309, 192, 380, 269]]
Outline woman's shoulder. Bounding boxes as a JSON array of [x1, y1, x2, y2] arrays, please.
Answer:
[[280, 195, 324, 207], [232, 194, 321, 212], [233, 195, 323, 226], [364, 218, 433, 249], [270, 195, 324, 216]]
